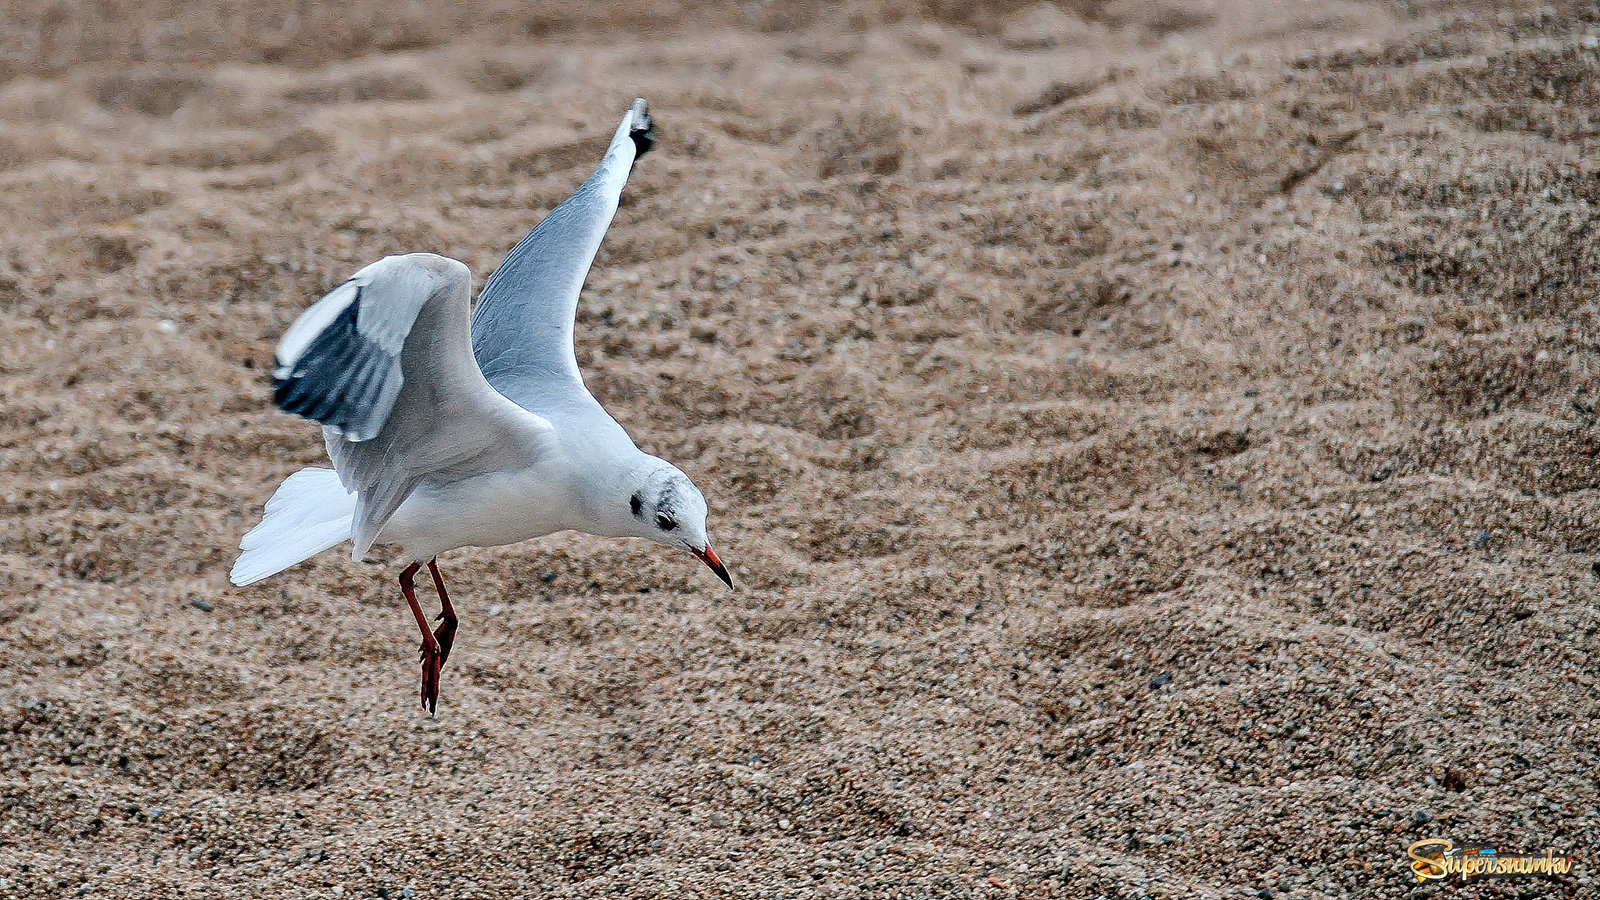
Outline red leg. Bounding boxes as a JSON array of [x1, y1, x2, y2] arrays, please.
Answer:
[[426, 558, 458, 668], [400, 561, 443, 714]]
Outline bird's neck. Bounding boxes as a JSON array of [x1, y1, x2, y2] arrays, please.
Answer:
[[569, 449, 658, 540]]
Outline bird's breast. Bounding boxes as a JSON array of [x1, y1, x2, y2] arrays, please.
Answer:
[[379, 461, 577, 559]]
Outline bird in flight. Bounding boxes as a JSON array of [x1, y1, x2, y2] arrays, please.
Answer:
[[230, 100, 731, 713]]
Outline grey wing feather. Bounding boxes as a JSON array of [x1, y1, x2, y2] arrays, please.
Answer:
[[472, 98, 654, 410], [273, 253, 555, 558], [273, 277, 415, 442]]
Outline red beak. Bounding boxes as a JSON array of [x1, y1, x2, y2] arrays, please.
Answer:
[[692, 544, 733, 588]]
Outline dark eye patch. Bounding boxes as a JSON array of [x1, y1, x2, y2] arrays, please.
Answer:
[[656, 513, 677, 531], [630, 493, 643, 517]]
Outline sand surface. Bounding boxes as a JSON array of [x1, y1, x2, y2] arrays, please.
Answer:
[[2, 1, 1598, 897]]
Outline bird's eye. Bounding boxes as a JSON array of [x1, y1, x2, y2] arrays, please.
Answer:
[[656, 514, 677, 531]]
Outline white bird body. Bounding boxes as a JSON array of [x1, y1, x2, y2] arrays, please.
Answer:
[[378, 429, 642, 559], [229, 99, 731, 712], [380, 448, 579, 558]]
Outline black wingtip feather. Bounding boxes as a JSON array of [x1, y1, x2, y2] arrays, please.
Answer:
[[271, 293, 398, 437], [628, 98, 654, 159]]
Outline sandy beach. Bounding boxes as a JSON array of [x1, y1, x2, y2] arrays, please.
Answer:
[[0, 1, 1596, 896]]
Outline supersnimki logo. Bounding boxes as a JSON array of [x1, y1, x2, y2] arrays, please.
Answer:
[[1407, 839, 1574, 882]]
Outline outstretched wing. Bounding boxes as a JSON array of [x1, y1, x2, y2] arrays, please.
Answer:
[[471, 98, 654, 409], [273, 253, 554, 557]]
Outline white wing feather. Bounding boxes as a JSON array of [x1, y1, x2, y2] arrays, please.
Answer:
[[273, 253, 555, 557]]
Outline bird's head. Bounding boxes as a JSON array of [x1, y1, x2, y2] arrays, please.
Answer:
[[623, 458, 732, 588]]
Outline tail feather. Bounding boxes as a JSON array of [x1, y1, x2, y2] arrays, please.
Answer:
[[230, 467, 356, 586]]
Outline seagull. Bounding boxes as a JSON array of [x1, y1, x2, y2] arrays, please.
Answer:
[[229, 99, 732, 713]]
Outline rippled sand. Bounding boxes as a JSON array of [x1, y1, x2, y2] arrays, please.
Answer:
[[0, 2, 1594, 897]]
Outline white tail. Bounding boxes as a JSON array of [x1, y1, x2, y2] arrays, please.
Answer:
[[230, 467, 356, 586]]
